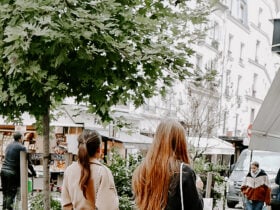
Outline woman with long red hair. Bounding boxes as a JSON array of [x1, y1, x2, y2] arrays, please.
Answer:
[[132, 119, 203, 210]]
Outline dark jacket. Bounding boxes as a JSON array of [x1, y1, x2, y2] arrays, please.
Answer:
[[165, 164, 203, 210], [1, 141, 36, 186], [275, 168, 280, 185]]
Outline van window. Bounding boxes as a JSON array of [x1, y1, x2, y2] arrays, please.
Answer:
[[234, 150, 280, 172]]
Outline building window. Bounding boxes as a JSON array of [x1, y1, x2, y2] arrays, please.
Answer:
[[250, 108, 255, 123], [178, 92, 183, 105], [239, 43, 244, 64], [255, 40, 260, 63], [206, 59, 217, 71], [258, 8, 262, 28], [236, 75, 242, 107], [210, 21, 219, 49], [239, 0, 248, 25], [229, 0, 233, 13], [196, 54, 203, 71], [223, 111, 227, 134], [225, 70, 231, 96], [236, 75, 241, 96], [234, 114, 239, 136], [228, 34, 233, 57], [252, 73, 258, 97]]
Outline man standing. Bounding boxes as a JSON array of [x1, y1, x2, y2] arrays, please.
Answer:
[[0, 132, 36, 210], [272, 168, 280, 210], [241, 161, 271, 210]]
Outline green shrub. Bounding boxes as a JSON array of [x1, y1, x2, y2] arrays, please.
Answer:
[[29, 193, 62, 210], [106, 149, 142, 210], [193, 156, 228, 207]]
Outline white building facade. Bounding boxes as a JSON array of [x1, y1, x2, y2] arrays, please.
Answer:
[[111, 0, 280, 145], [210, 0, 280, 141]]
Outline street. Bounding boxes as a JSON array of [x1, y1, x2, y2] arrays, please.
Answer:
[[225, 203, 244, 210], [216, 200, 244, 210], [0, 189, 243, 210]]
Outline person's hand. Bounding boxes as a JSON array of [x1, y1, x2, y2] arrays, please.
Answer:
[[196, 175, 204, 191]]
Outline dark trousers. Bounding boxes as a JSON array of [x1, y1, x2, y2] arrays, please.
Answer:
[[1, 170, 19, 210]]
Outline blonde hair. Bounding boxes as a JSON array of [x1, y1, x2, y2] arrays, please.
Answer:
[[132, 119, 190, 210]]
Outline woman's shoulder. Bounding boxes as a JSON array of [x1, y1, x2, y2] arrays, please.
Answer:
[[182, 163, 194, 172], [91, 160, 113, 175], [181, 163, 196, 179], [99, 163, 113, 176], [65, 161, 79, 172]]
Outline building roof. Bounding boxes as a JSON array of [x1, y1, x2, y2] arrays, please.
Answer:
[[188, 136, 235, 155]]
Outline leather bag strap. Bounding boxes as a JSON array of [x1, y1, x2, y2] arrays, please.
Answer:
[[180, 162, 184, 210]]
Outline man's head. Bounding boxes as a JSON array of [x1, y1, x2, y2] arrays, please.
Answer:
[[13, 132, 22, 141]]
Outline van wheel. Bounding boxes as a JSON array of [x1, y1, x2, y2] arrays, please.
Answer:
[[227, 200, 238, 208]]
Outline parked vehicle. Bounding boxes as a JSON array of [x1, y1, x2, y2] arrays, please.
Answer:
[[226, 149, 280, 208]]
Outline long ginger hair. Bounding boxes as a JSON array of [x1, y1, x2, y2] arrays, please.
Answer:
[[77, 129, 101, 202], [132, 119, 190, 210]]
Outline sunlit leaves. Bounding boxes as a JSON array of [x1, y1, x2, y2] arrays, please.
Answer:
[[0, 0, 211, 121]]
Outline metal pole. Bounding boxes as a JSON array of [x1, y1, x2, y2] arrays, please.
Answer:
[[249, 150, 253, 171], [205, 172, 213, 198], [20, 151, 28, 210]]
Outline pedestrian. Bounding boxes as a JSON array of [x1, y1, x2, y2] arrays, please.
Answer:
[[241, 161, 271, 210], [275, 167, 280, 194], [271, 167, 280, 210], [132, 119, 204, 210], [0, 131, 37, 210], [61, 129, 119, 210]]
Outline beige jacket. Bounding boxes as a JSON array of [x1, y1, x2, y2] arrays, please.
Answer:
[[61, 160, 119, 210]]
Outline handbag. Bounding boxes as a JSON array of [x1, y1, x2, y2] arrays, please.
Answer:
[[180, 162, 184, 210], [262, 205, 271, 210]]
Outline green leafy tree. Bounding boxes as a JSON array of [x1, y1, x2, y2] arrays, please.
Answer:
[[0, 0, 211, 208]]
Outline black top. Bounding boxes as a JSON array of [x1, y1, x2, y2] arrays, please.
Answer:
[[276, 168, 280, 185], [165, 164, 203, 210]]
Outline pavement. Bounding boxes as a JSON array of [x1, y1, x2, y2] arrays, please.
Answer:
[[0, 187, 244, 210]]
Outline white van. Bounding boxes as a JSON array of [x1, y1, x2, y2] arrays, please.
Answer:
[[226, 149, 280, 208]]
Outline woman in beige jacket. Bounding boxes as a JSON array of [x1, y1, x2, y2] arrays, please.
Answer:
[[61, 129, 119, 210]]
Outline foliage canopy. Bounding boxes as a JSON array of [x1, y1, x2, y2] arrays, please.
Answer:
[[0, 0, 211, 121]]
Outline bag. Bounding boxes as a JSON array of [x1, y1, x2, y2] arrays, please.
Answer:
[[262, 205, 271, 210]]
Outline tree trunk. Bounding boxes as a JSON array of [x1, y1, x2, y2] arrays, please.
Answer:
[[43, 110, 50, 209]]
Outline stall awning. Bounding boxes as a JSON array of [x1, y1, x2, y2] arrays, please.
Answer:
[[94, 129, 153, 150], [249, 70, 280, 152], [51, 108, 84, 127], [188, 137, 235, 155], [115, 132, 153, 150]]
